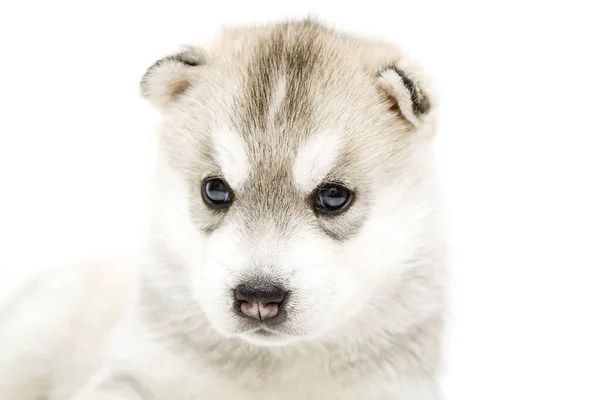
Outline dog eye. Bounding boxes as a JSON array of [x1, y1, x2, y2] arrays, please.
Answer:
[[202, 178, 233, 209], [314, 184, 353, 214]]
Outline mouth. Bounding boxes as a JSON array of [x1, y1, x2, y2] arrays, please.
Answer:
[[238, 326, 295, 346], [248, 327, 281, 337]]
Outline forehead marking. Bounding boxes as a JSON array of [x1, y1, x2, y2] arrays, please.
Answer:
[[237, 24, 324, 135], [211, 127, 249, 189], [266, 75, 287, 126], [293, 130, 341, 192]]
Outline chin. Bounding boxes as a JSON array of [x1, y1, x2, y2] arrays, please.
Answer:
[[237, 328, 300, 347]]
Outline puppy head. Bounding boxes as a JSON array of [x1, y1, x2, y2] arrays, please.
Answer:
[[142, 20, 439, 346]]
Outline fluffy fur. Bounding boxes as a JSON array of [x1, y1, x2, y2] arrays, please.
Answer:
[[0, 18, 446, 399]]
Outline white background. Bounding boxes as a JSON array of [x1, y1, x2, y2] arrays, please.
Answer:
[[1, 1, 599, 399]]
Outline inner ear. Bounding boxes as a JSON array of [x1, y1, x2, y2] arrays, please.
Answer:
[[140, 47, 206, 110], [383, 92, 403, 120], [377, 65, 431, 128]]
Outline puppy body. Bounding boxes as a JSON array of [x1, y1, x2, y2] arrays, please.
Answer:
[[0, 20, 446, 399]]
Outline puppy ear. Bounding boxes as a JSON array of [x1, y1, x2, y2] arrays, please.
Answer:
[[377, 64, 432, 128], [140, 47, 206, 110]]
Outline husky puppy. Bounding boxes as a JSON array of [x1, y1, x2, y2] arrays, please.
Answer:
[[0, 18, 445, 400]]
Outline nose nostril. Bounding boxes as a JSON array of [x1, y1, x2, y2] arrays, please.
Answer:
[[233, 283, 288, 322]]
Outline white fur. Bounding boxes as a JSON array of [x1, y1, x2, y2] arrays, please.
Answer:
[[293, 130, 341, 192], [211, 127, 249, 188], [267, 75, 287, 126], [0, 149, 444, 399], [0, 21, 444, 400]]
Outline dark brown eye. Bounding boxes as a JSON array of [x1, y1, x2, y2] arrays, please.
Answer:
[[202, 178, 233, 209], [315, 184, 353, 214]]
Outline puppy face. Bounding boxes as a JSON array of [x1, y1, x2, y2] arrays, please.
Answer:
[[143, 20, 437, 346]]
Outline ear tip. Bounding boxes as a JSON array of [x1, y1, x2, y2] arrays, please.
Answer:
[[142, 48, 205, 79], [139, 47, 206, 108], [378, 63, 432, 117], [172, 46, 207, 66]]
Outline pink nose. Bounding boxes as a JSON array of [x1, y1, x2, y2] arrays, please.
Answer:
[[239, 301, 279, 320], [233, 283, 287, 323]]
